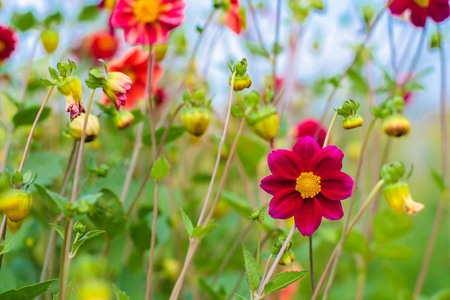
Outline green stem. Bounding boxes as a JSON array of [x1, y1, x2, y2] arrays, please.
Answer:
[[309, 235, 315, 293], [323, 111, 338, 148], [145, 179, 160, 300], [245, 0, 270, 58], [257, 220, 262, 268]]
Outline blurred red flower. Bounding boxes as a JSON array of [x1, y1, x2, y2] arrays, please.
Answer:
[[110, 0, 186, 45], [89, 31, 119, 60], [226, 0, 242, 34], [0, 24, 17, 62], [261, 136, 354, 236], [389, 0, 450, 27], [292, 118, 327, 148], [102, 46, 163, 110]]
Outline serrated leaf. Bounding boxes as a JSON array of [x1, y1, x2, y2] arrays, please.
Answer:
[[180, 208, 194, 237], [70, 230, 105, 257], [264, 270, 308, 295], [242, 243, 260, 291], [0, 237, 16, 255], [13, 106, 52, 127], [151, 156, 170, 179], [49, 223, 65, 240], [35, 184, 69, 215], [113, 284, 130, 300], [0, 279, 57, 300], [192, 222, 218, 239]]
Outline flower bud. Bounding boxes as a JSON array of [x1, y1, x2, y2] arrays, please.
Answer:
[[103, 72, 132, 110], [113, 110, 134, 130], [342, 114, 363, 130], [271, 238, 292, 254], [383, 181, 424, 215], [383, 114, 410, 137], [181, 107, 211, 137], [230, 73, 252, 92], [155, 43, 168, 61], [7, 219, 22, 234], [73, 221, 86, 234], [78, 279, 112, 300], [0, 189, 33, 223], [40, 29, 59, 54], [279, 249, 295, 266], [246, 105, 279, 141], [67, 113, 100, 142], [58, 76, 85, 121], [162, 258, 181, 281]]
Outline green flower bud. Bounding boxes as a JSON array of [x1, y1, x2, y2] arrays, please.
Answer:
[[229, 73, 252, 92], [383, 114, 410, 137], [278, 249, 295, 266], [113, 110, 134, 130], [342, 114, 363, 130], [67, 113, 100, 142], [73, 221, 86, 234], [0, 189, 33, 223], [40, 29, 59, 54], [246, 105, 279, 141], [181, 107, 211, 137], [380, 161, 405, 184]]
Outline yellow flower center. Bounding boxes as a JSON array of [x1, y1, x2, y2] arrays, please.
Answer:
[[133, 0, 162, 24], [295, 172, 321, 198], [0, 41, 6, 53], [413, 0, 429, 7]]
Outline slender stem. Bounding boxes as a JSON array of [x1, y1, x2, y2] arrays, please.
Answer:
[[245, 0, 270, 58], [0, 215, 7, 271], [256, 224, 296, 297], [145, 179, 160, 300], [261, 254, 273, 283], [18, 86, 55, 172], [309, 235, 316, 293], [323, 111, 338, 148], [0, 127, 13, 172], [407, 26, 426, 75], [413, 26, 448, 299], [196, 72, 236, 226], [257, 220, 262, 267], [60, 140, 79, 196], [272, 0, 282, 98], [312, 180, 385, 300], [146, 46, 157, 159]]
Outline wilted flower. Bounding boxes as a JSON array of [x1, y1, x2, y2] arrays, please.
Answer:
[[260, 136, 354, 236], [67, 113, 100, 142], [383, 181, 424, 215], [389, 0, 450, 27], [110, 0, 186, 45], [103, 72, 132, 110], [57, 76, 85, 121], [0, 24, 17, 62]]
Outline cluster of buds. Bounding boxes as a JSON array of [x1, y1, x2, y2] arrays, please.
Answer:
[[229, 58, 252, 92], [336, 99, 363, 130], [232, 90, 279, 142], [372, 96, 411, 137], [271, 238, 295, 266], [380, 161, 424, 215], [181, 89, 212, 137], [65, 113, 100, 142]]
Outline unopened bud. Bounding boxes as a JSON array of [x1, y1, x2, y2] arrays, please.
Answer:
[[246, 105, 279, 141], [181, 107, 211, 137], [342, 115, 363, 130], [0, 189, 33, 223], [41, 29, 59, 54], [113, 110, 134, 130], [278, 249, 295, 266], [383, 114, 410, 137], [67, 113, 100, 142], [78, 279, 112, 300], [383, 181, 424, 215], [73, 221, 86, 234]]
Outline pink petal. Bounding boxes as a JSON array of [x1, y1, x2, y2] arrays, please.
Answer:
[[389, 0, 410, 15], [410, 6, 428, 27], [320, 171, 354, 201], [261, 175, 296, 196], [267, 150, 303, 179], [309, 145, 344, 176], [316, 194, 344, 220], [429, 1, 450, 23], [294, 197, 322, 236], [292, 136, 320, 170], [268, 188, 301, 220]]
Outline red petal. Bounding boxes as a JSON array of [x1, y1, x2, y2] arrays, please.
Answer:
[[429, 0, 450, 23], [316, 194, 344, 220], [260, 175, 296, 196], [292, 136, 320, 170], [389, 0, 411, 15], [268, 150, 303, 179], [226, 5, 242, 34], [268, 188, 300, 219], [309, 146, 344, 176], [294, 197, 322, 236], [320, 171, 354, 201], [410, 6, 428, 27]]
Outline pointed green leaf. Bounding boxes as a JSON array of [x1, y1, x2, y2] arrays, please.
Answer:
[[431, 169, 446, 192], [0, 237, 16, 255], [235, 294, 249, 300], [264, 270, 308, 295], [40, 79, 56, 86], [70, 230, 105, 257], [151, 156, 170, 179], [192, 222, 218, 239], [49, 223, 65, 240], [242, 243, 261, 291], [180, 208, 194, 237], [113, 284, 130, 300], [13, 106, 52, 127], [0, 279, 57, 300], [35, 184, 69, 215]]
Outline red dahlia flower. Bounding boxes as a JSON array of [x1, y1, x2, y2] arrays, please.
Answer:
[[389, 0, 450, 27], [89, 31, 119, 60], [291, 118, 327, 148], [226, 0, 242, 34], [102, 46, 163, 110], [0, 24, 17, 62], [260, 136, 354, 236], [110, 0, 186, 45]]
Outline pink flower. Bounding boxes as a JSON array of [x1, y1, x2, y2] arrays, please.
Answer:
[[292, 118, 327, 148], [389, 0, 450, 27], [260, 136, 354, 236], [226, 0, 242, 34], [0, 24, 17, 62], [110, 0, 186, 45], [103, 72, 133, 110]]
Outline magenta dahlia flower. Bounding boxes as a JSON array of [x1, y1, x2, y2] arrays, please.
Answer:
[[0, 24, 17, 62], [260, 136, 354, 236], [110, 0, 186, 45], [389, 0, 450, 27]]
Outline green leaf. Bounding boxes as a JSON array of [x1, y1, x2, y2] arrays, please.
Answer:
[[180, 208, 194, 237], [43, 12, 62, 27], [49, 223, 65, 240], [40, 79, 56, 86], [231, 105, 245, 118], [242, 243, 260, 291], [88, 188, 126, 238], [264, 270, 308, 295], [182, 90, 191, 102], [0, 279, 57, 300], [151, 156, 170, 179], [12, 106, 52, 127], [431, 169, 446, 192], [234, 294, 249, 300], [48, 67, 59, 80], [375, 244, 414, 260], [220, 190, 252, 217], [130, 219, 151, 252], [272, 42, 284, 55], [192, 222, 218, 239], [198, 278, 225, 300], [374, 210, 413, 245], [12, 170, 23, 186], [70, 230, 105, 257], [144, 126, 186, 146], [35, 184, 69, 215], [242, 41, 269, 57], [78, 5, 100, 21], [113, 284, 130, 300], [10, 11, 37, 31], [0, 237, 16, 255]]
